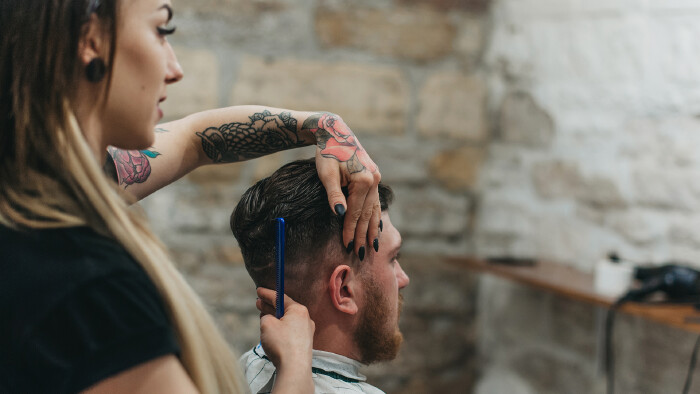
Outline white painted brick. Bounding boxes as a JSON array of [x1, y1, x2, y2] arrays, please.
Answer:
[[648, 0, 700, 12], [647, 16, 700, 85], [632, 168, 700, 211], [578, 0, 646, 14], [479, 4, 700, 393], [498, 0, 578, 20]]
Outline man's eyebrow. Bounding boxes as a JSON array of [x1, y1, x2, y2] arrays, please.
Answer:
[[390, 240, 403, 257], [159, 4, 173, 21]]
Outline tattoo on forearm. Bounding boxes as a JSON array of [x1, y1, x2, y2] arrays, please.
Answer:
[[107, 146, 161, 188], [301, 113, 377, 174], [196, 110, 309, 163]]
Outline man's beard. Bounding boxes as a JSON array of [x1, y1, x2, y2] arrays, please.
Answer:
[[353, 278, 404, 364]]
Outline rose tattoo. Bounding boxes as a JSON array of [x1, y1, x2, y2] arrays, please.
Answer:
[[302, 113, 377, 174], [108, 148, 160, 187]]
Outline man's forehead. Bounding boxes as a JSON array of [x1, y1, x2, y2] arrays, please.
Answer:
[[380, 212, 401, 253]]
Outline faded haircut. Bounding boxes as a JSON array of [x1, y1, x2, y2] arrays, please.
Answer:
[[230, 158, 393, 307]]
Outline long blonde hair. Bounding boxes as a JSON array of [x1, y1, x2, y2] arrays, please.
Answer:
[[0, 1, 247, 392]]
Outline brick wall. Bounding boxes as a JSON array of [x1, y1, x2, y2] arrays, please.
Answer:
[[141, 0, 700, 393]]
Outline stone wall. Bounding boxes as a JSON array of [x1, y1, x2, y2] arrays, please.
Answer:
[[140, 0, 700, 393], [142, 0, 489, 393], [475, 0, 700, 393]]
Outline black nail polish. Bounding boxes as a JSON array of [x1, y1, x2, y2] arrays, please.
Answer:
[[359, 246, 365, 261], [346, 240, 354, 254], [379, 220, 383, 232], [335, 204, 346, 216], [373, 238, 379, 252]]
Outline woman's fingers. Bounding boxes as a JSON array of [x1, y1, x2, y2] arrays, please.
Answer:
[[256, 297, 276, 316], [316, 149, 348, 217], [365, 197, 381, 254], [350, 185, 379, 260], [343, 177, 370, 254], [256, 287, 309, 315], [257, 287, 278, 309], [257, 288, 315, 369]]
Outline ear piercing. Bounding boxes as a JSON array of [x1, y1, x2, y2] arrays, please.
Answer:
[[85, 58, 106, 83], [87, 0, 102, 15]]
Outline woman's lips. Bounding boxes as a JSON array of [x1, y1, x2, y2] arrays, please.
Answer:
[[157, 96, 166, 119]]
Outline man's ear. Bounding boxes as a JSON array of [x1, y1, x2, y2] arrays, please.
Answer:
[[327, 265, 359, 315], [78, 14, 108, 66]]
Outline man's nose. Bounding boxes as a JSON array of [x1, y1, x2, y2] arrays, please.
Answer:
[[165, 41, 184, 84], [396, 262, 410, 289]]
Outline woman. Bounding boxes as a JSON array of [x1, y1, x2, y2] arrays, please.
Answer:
[[0, 0, 381, 393]]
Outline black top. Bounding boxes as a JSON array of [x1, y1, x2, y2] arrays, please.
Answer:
[[0, 225, 180, 393]]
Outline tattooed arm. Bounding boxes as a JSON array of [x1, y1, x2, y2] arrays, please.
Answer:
[[106, 105, 381, 254]]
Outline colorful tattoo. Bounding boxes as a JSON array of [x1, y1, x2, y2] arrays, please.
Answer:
[[196, 110, 309, 163], [107, 146, 161, 187], [301, 113, 377, 174]]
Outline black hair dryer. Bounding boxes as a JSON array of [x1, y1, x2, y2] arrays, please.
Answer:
[[624, 264, 700, 303]]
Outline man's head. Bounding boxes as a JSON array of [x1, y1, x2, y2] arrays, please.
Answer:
[[231, 158, 409, 364]]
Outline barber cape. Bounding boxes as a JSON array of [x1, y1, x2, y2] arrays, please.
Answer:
[[241, 343, 385, 394]]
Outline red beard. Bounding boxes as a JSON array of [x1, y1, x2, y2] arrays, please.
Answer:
[[353, 279, 404, 364]]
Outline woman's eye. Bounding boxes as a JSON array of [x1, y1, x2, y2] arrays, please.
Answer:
[[157, 25, 176, 36]]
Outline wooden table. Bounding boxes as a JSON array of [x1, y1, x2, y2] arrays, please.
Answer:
[[446, 256, 700, 334]]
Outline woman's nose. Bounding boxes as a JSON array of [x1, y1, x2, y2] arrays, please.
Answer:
[[165, 42, 184, 84]]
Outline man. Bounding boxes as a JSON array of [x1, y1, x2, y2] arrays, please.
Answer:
[[231, 159, 410, 394]]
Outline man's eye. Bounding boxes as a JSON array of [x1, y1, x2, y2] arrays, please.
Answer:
[[157, 25, 176, 36]]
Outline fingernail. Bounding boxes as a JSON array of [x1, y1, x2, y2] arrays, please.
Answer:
[[335, 204, 346, 216], [373, 238, 379, 252], [379, 220, 383, 232], [346, 240, 354, 254], [359, 246, 365, 261]]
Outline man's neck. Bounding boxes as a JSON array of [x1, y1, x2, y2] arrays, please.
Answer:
[[313, 325, 361, 361], [310, 308, 362, 362]]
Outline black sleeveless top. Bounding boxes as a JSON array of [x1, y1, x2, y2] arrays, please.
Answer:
[[0, 225, 180, 393]]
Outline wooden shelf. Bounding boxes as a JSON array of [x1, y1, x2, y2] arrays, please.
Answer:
[[446, 256, 700, 334]]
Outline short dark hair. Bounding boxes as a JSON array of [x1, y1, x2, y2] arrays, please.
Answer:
[[230, 159, 393, 306]]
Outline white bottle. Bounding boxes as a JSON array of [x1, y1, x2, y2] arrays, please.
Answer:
[[594, 253, 634, 299]]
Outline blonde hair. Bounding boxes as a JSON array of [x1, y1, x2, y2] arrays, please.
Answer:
[[0, 1, 247, 392]]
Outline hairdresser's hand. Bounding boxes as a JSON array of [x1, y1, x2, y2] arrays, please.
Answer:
[[256, 287, 315, 394], [303, 113, 381, 259]]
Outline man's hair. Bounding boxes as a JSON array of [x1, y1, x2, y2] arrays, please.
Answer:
[[231, 158, 393, 306]]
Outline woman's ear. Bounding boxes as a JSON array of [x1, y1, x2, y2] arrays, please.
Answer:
[[327, 265, 359, 315], [78, 14, 108, 66]]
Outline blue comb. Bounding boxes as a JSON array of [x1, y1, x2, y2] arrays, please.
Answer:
[[275, 218, 285, 318]]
